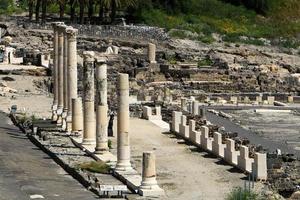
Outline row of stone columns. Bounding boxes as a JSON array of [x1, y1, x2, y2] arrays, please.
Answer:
[[51, 22, 78, 133], [51, 26, 162, 195]]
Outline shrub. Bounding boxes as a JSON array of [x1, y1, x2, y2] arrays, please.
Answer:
[[226, 187, 260, 200], [77, 161, 110, 174]]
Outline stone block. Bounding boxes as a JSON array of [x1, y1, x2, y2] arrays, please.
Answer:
[[192, 101, 199, 115], [267, 96, 275, 105], [171, 111, 182, 133], [189, 130, 201, 145], [200, 126, 212, 151], [252, 153, 267, 180], [224, 139, 240, 165], [237, 146, 254, 173], [212, 132, 226, 158]]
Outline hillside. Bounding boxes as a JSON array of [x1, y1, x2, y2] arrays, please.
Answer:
[[132, 0, 300, 47]]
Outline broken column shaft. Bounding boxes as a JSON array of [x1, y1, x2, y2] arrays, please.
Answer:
[[95, 60, 109, 154], [148, 43, 156, 64], [72, 97, 83, 134], [115, 73, 132, 171], [82, 51, 96, 145]]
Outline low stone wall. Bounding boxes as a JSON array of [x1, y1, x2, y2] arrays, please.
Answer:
[[171, 111, 268, 181], [18, 21, 170, 42]]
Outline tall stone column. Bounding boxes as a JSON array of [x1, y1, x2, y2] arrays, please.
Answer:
[[139, 152, 164, 196], [61, 25, 69, 130], [82, 51, 96, 145], [72, 97, 83, 134], [51, 22, 63, 122], [95, 60, 109, 154], [115, 73, 132, 171], [66, 27, 78, 132], [56, 24, 66, 125], [148, 43, 156, 64]]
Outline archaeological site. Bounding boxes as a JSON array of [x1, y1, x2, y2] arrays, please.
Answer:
[[0, 0, 300, 199]]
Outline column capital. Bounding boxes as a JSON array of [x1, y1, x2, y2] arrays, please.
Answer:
[[66, 27, 78, 40], [52, 22, 64, 29], [95, 57, 107, 65], [83, 51, 95, 62], [57, 24, 67, 35]]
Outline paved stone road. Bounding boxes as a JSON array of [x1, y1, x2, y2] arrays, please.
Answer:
[[206, 112, 300, 157], [0, 112, 98, 200]]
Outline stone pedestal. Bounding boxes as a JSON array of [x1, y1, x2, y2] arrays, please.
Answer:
[[181, 98, 187, 111], [212, 132, 225, 158], [139, 152, 164, 196], [95, 62, 109, 154], [72, 98, 83, 134], [51, 22, 64, 122], [56, 24, 66, 125], [115, 73, 132, 171], [237, 146, 254, 173], [192, 100, 199, 115], [148, 43, 156, 64], [82, 51, 96, 145], [66, 27, 78, 132], [171, 111, 182, 133], [252, 153, 267, 180]]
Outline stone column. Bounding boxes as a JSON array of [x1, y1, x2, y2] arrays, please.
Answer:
[[51, 22, 64, 122], [72, 98, 83, 134], [148, 43, 156, 64], [82, 51, 96, 145], [61, 26, 69, 130], [139, 152, 164, 196], [66, 27, 78, 132], [95, 60, 109, 154], [56, 24, 66, 125], [115, 73, 132, 171]]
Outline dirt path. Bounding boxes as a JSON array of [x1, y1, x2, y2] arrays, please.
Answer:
[[111, 118, 255, 200]]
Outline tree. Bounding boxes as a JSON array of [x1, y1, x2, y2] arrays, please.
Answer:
[[69, 0, 76, 23], [41, 0, 47, 24], [35, 0, 41, 22], [103, 0, 138, 23], [28, 0, 34, 20]]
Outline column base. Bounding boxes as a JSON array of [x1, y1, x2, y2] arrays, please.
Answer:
[[115, 161, 132, 172], [82, 139, 96, 146], [66, 114, 72, 133], [56, 107, 63, 125], [51, 104, 58, 122], [61, 111, 68, 131], [94, 147, 109, 155], [138, 186, 164, 197]]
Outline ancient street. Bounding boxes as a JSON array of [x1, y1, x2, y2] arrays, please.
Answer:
[[0, 112, 98, 200]]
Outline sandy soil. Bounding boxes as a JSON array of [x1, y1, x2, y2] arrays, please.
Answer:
[[0, 74, 52, 118], [110, 118, 263, 200]]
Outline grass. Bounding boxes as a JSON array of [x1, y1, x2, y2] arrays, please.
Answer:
[[136, 0, 300, 48], [76, 161, 110, 174], [226, 187, 260, 200], [198, 58, 213, 67]]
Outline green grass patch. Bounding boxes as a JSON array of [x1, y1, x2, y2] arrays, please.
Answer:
[[226, 187, 260, 200], [198, 58, 213, 67], [76, 161, 110, 174]]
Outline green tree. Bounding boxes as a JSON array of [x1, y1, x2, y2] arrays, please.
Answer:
[[103, 0, 138, 23]]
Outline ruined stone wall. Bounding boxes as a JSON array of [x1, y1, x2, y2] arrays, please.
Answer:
[[17, 21, 169, 42]]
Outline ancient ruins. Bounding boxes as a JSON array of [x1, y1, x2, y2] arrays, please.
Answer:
[[0, 15, 300, 200]]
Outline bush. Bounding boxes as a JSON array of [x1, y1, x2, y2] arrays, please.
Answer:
[[77, 161, 110, 174], [226, 187, 260, 200]]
